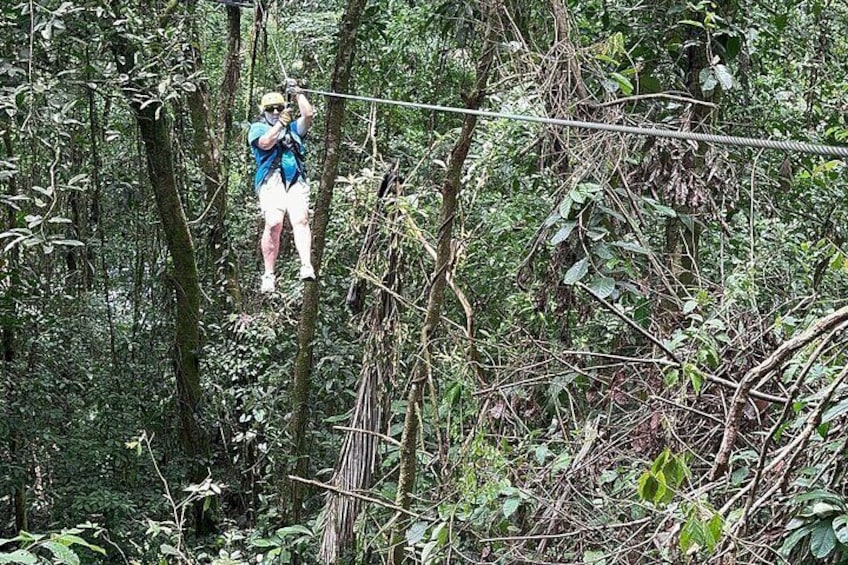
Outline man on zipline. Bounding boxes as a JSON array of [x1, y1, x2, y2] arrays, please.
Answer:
[[248, 81, 315, 293]]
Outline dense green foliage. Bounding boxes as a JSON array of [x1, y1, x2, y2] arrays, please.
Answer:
[[1, 0, 847, 563]]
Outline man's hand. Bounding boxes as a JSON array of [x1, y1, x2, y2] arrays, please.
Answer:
[[279, 107, 293, 127], [286, 78, 303, 98]]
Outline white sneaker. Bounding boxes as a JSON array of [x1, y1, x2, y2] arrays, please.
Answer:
[[299, 264, 316, 281], [260, 273, 275, 293]]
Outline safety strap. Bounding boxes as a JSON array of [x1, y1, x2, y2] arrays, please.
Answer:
[[262, 125, 307, 189]]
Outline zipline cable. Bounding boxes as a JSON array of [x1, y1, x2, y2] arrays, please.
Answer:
[[261, 19, 846, 158], [300, 88, 848, 159]]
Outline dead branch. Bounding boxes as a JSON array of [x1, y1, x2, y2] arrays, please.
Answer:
[[711, 304, 848, 479]]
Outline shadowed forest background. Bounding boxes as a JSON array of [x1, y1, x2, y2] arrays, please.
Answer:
[[1, 0, 848, 563]]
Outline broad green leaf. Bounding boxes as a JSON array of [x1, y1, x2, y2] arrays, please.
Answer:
[[535, 444, 552, 465], [648, 201, 677, 218], [651, 450, 669, 474], [56, 534, 104, 554], [611, 241, 649, 254], [275, 525, 313, 538], [587, 276, 615, 299], [43, 541, 79, 565], [406, 522, 428, 545], [0, 537, 26, 549], [251, 539, 276, 548], [637, 472, 658, 502], [714, 64, 733, 90], [503, 497, 521, 518], [810, 519, 836, 558], [421, 540, 439, 564], [663, 456, 682, 488], [699, 68, 717, 92], [822, 398, 848, 423], [570, 186, 588, 204], [583, 549, 606, 564], [550, 221, 577, 245], [707, 513, 724, 548], [0, 550, 38, 564], [562, 258, 589, 285], [558, 197, 573, 219], [552, 451, 572, 472], [611, 72, 633, 95], [159, 544, 181, 556]]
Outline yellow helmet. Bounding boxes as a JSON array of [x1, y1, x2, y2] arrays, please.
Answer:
[[259, 92, 286, 109]]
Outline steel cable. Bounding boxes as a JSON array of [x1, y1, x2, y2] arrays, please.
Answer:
[[302, 88, 848, 158]]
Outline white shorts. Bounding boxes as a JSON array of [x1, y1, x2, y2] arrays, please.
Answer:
[[258, 171, 310, 214]]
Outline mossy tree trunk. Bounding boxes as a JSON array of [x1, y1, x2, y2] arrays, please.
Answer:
[[110, 11, 211, 531]]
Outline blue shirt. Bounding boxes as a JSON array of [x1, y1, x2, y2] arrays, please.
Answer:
[[248, 121, 307, 191]]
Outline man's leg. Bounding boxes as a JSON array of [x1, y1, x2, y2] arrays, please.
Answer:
[[288, 180, 314, 280], [258, 173, 287, 291], [261, 208, 285, 275]]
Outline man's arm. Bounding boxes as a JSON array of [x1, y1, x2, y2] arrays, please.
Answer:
[[256, 119, 287, 150], [294, 91, 314, 136]]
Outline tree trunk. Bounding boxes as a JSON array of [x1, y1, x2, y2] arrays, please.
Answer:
[[184, 14, 241, 310], [287, 0, 369, 521], [110, 13, 211, 531], [219, 5, 242, 144], [134, 104, 207, 459], [389, 5, 499, 562]]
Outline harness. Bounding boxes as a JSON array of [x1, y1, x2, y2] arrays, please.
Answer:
[[263, 118, 307, 189]]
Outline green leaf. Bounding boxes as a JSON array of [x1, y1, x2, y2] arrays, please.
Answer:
[[251, 538, 277, 548], [550, 221, 577, 245], [611, 241, 649, 254], [0, 550, 38, 564], [822, 398, 848, 423], [406, 522, 428, 545], [699, 68, 717, 92], [562, 258, 589, 285], [274, 525, 313, 538], [637, 472, 658, 502], [664, 368, 679, 387], [583, 549, 606, 564], [707, 513, 724, 548], [651, 450, 670, 474], [43, 541, 80, 565], [503, 497, 521, 518], [558, 197, 573, 219], [552, 451, 572, 472], [55, 535, 105, 554], [714, 64, 733, 90], [662, 456, 682, 488], [810, 519, 836, 558], [159, 544, 181, 556], [421, 540, 439, 564], [610, 72, 633, 95], [587, 276, 615, 299]]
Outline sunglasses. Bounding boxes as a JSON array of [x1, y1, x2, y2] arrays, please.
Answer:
[[264, 105, 287, 113]]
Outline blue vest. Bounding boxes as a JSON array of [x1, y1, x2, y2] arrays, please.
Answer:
[[248, 121, 307, 191]]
